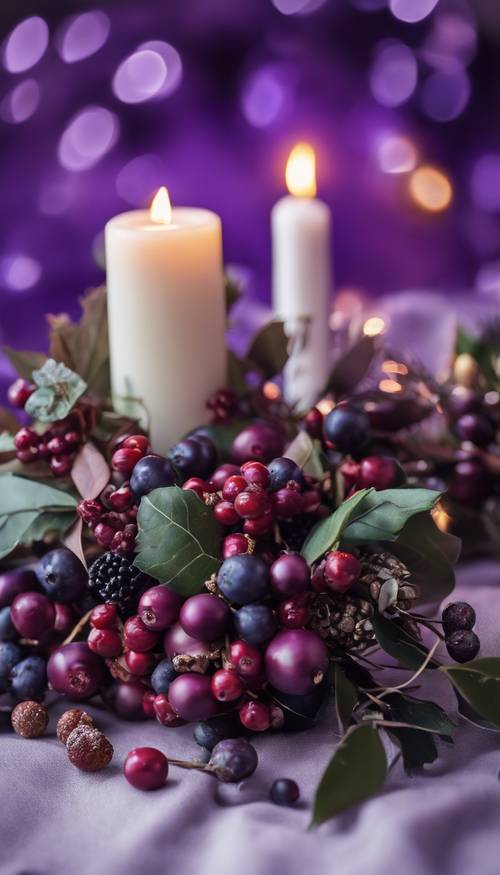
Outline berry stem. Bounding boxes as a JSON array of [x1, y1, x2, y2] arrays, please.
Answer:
[[168, 757, 214, 773], [63, 609, 93, 645]]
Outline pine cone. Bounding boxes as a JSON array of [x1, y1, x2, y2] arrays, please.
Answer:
[[309, 551, 420, 652]]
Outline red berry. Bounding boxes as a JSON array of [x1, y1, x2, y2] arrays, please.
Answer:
[[243, 510, 274, 537], [123, 616, 160, 652], [211, 668, 244, 702], [50, 455, 73, 476], [358, 456, 399, 490], [77, 499, 102, 526], [88, 627, 122, 658], [311, 562, 327, 593], [124, 747, 168, 791], [108, 484, 134, 512], [142, 690, 156, 718], [122, 435, 149, 454], [64, 431, 81, 450], [229, 640, 263, 679], [182, 477, 208, 500], [271, 486, 303, 518], [90, 604, 118, 630], [222, 533, 249, 559], [324, 551, 361, 593], [240, 461, 270, 489], [14, 427, 39, 451], [111, 446, 143, 475], [110, 527, 137, 554], [303, 407, 324, 439], [8, 378, 34, 408], [213, 501, 240, 526], [16, 448, 38, 463], [270, 553, 310, 598], [277, 592, 311, 628], [93, 522, 116, 548], [300, 490, 322, 514], [239, 700, 271, 732], [125, 650, 155, 676], [209, 464, 241, 491], [153, 693, 186, 727], [222, 475, 247, 503], [340, 460, 361, 492], [47, 436, 67, 455], [234, 489, 271, 520]]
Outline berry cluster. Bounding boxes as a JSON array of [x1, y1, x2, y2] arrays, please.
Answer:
[[442, 601, 480, 663]]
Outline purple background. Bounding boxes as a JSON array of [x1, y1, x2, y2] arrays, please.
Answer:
[[1, 0, 500, 375]]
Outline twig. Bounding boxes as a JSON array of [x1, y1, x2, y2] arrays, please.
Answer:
[[63, 608, 92, 645], [373, 639, 441, 699]]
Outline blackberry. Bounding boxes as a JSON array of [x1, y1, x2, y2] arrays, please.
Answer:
[[279, 514, 316, 552], [88, 553, 150, 615]]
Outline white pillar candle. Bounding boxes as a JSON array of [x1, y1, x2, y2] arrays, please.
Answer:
[[105, 187, 227, 454], [272, 143, 332, 411]]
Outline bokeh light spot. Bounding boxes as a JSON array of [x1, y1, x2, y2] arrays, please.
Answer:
[[377, 135, 417, 174], [138, 41, 183, 98], [422, 12, 477, 71], [1, 254, 41, 291], [389, 0, 439, 24], [420, 69, 470, 122], [58, 106, 119, 172], [409, 166, 452, 212], [272, 0, 326, 14], [57, 11, 110, 64], [370, 42, 418, 108], [471, 154, 500, 213], [2, 17, 49, 74], [0, 79, 39, 124], [242, 67, 287, 127], [116, 154, 166, 206], [363, 316, 386, 336], [113, 50, 167, 104]]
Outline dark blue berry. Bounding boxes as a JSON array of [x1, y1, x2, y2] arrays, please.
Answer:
[[0, 607, 19, 643], [169, 436, 215, 478], [35, 548, 87, 603], [442, 602, 476, 636], [209, 738, 258, 782], [445, 629, 480, 663], [190, 435, 217, 476], [151, 658, 178, 694], [130, 454, 176, 499], [270, 778, 300, 806], [267, 457, 304, 492], [234, 604, 277, 646], [217, 554, 270, 605], [0, 642, 23, 691], [10, 655, 47, 701], [193, 713, 244, 751], [324, 406, 370, 454]]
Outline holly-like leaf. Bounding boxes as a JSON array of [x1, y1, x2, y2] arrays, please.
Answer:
[[48, 285, 110, 396], [302, 489, 373, 565], [388, 726, 438, 772], [386, 693, 456, 735], [25, 359, 87, 423], [326, 335, 377, 399], [247, 321, 289, 379], [387, 512, 459, 603], [2, 347, 47, 380], [335, 665, 358, 734], [372, 613, 436, 671], [135, 485, 223, 596], [440, 658, 500, 729], [342, 488, 441, 545], [310, 724, 387, 827]]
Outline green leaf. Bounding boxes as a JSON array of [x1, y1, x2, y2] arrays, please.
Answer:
[[25, 359, 87, 423], [227, 350, 252, 397], [372, 613, 436, 671], [48, 285, 110, 396], [335, 665, 358, 734], [388, 727, 438, 772], [0, 512, 39, 559], [0, 432, 16, 453], [135, 485, 223, 596], [301, 489, 373, 565], [224, 273, 242, 314], [2, 347, 47, 380], [388, 512, 459, 604], [441, 658, 500, 729], [247, 321, 289, 379], [285, 432, 329, 479], [342, 488, 442, 545], [326, 335, 377, 399], [455, 692, 500, 733], [310, 724, 387, 827], [386, 692, 456, 735], [23, 511, 75, 543], [0, 474, 78, 515]]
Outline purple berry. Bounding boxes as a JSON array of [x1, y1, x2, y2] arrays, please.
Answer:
[[108, 680, 149, 721], [10, 655, 47, 701], [231, 423, 285, 466], [47, 642, 103, 700], [265, 629, 329, 695], [442, 602, 476, 636], [234, 604, 277, 647], [35, 548, 87, 603], [130, 454, 176, 499], [0, 568, 39, 609], [270, 778, 300, 806], [209, 738, 258, 782], [0, 641, 23, 691], [179, 593, 230, 641], [267, 457, 304, 492], [163, 622, 212, 659], [446, 630, 480, 663], [217, 554, 270, 605], [455, 413, 495, 447], [0, 606, 19, 642], [138, 585, 183, 631], [324, 405, 370, 453], [11, 592, 55, 641], [168, 673, 219, 721], [269, 553, 310, 598]]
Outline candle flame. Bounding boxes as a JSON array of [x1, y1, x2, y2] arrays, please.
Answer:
[[285, 143, 317, 198], [150, 186, 172, 225]]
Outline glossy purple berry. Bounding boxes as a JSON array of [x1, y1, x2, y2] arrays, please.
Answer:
[[163, 622, 212, 659], [109, 680, 149, 721], [179, 593, 230, 641], [0, 568, 39, 608], [234, 604, 277, 647], [270, 778, 300, 806], [265, 629, 329, 695], [10, 655, 47, 701], [446, 630, 480, 663], [267, 457, 304, 492], [217, 554, 270, 605], [11, 592, 55, 641], [209, 738, 258, 782], [455, 413, 495, 447], [138, 585, 183, 631], [269, 553, 310, 598], [324, 405, 370, 453], [442, 602, 476, 636], [130, 454, 176, 499], [168, 673, 219, 721], [35, 548, 87, 603], [47, 642, 103, 700], [231, 423, 285, 466]]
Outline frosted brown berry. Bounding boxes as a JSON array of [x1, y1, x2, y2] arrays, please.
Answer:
[[66, 724, 113, 772], [11, 700, 49, 738], [56, 708, 94, 744]]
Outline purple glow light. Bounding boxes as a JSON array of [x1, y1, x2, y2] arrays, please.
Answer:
[[421, 12, 477, 71], [0, 79, 39, 124], [58, 106, 119, 172], [241, 67, 288, 127], [271, 0, 327, 14], [370, 41, 418, 108], [138, 41, 183, 99], [420, 69, 470, 122], [113, 50, 167, 104], [476, 261, 500, 298], [38, 179, 75, 216], [471, 154, 500, 213], [377, 135, 417, 174], [56, 11, 110, 64], [116, 154, 166, 206], [2, 17, 49, 74], [389, 0, 439, 24], [1, 254, 41, 291]]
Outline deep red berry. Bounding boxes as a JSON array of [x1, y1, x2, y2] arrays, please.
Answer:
[[111, 446, 143, 475], [270, 553, 310, 598], [358, 456, 399, 490], [11, 592, 55, 641], [108, 484, 134, 512], [239, 700, 270, 732], [93, 522, 116, 548], [16, 448, 39, 463], [47, 435, 67, 456], [222, 475, 247, 503], [77, 499, 103, 526], [122, 435, 150, 454], [222, 533, 250, 559], [8, 378, 34, 408], [324, 551, 361, 593], [153, 694, 186, 727], [125, 650, 155, 676], [300, 490, 322, 514], [234, 489, 271, 520], [64, 431, 81, 450], [311, 562, 327, 593], [14, 427, 39, 451], [271, 486, 303, 518], [123, 616, 160, 652], [229, 640, 263, 679], [240, 461, 270, 489], [208, 464, 241, 491], [88, 627, 122, 658], [142, 690, 156, 718], [340, 460, 361, 492], [182, 477, 208, 500], [124, 747, 168, 791], [211, 668, 244, 702], [110, 526, 137, 554], [90, 603, 118, 630], [243, 510, 274, 537], [50, 454, 73, 477], [277, 591, 311, 628], [303, 407, 324, 439], [213, 501, 240, 526]]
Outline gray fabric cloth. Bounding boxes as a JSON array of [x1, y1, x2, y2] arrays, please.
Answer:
[[1, 560, 499, 875]]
